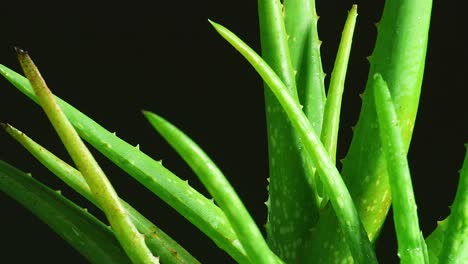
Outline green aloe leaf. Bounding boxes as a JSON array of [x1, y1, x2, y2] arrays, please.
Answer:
[[373, 74, 426, 263], [0, 64, 249, 263], [3, 123, 200, 264], [317, 4, 358, 208], [305, 0, 433, 261], [209, 20, 377, 263], [437, 145, 468, 263], [16, 49, 158, 264], [284, 0, 326, 132], [426, 146, 468, 264], [144, 111, 282, 264], [426, 217, 449, 263], [344, 0, 433, 237], [283, 0, 327, 220], [257, 0, 320, 260], [0, 160, 132, 264]]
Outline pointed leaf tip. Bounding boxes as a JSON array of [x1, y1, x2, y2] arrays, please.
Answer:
[[208, 20, 224, 33], [141, 109, 150, 117], [143, 110, 164, 123], [142, 110, 165, 123], [15, 47, 32, 68], [141, 109, 151, 116], [14, 46, 27, 55], [207, 19, 216, 26]]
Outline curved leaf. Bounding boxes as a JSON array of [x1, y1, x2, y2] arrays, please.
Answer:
[[317, 4, 358, 208], [374, 74, 426, 263], [307, 0, 433, 261], [0, 160, 132, 264], [144, 111, 282, 264], [3, 123, 201, 264], [16, 49, 158, 264], [437, 145, 468, 263], [0, 64, 249, 263], [257, 0, 319, 260], [210, 20, 377, 264]]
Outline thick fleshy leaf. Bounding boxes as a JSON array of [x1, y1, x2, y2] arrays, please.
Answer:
[[437, 145, 468, 263], [284, 0, 326, 132], [3, 123, 201, 264], [210, 20, 377, 264], [317, 4, 358, 208], [0, 160, 132, 264], [284, 0, 327, 212], [144, 111, 282, 264], [426, 218, 449, 263], [16, 49, 158, 264], [0, 64, 249, 264], [306, 0, 433, 261], [374, 74, 426, 263], [257, 0, 320, 260]]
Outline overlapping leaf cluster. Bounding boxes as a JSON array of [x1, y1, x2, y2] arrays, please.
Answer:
[[1, 0, 466, 263]]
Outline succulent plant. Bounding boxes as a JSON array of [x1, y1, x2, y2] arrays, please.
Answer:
[[1, 0, 466, 263]]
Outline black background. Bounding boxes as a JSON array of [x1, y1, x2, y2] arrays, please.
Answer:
[[0, 1, 466, 263]]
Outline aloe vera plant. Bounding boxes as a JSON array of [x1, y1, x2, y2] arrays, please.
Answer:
[[1, 1, 467, 263]]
